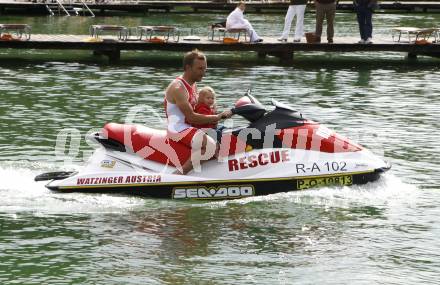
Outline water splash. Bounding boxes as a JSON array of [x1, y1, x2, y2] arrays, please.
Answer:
[[0, 162, 145, 215], [205, 173, 418, 209]]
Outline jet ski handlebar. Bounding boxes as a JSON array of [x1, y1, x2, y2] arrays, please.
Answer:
[[230, 99, 266, 122]]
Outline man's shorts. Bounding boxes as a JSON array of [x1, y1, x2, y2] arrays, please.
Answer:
[[167, 127, 202, 148]]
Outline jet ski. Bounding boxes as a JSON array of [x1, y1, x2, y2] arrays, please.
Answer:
[[35, 93, 390, 200]]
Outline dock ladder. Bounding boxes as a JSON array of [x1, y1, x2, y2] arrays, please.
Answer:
[[45, 0, 95, 17], [77, 0, 95, 17]]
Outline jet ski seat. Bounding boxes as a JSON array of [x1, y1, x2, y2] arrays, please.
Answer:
[[103, 123, 191, 167], [103, 123, 249, 167]]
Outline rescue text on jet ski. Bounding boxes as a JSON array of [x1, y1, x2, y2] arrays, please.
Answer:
[[228, 150, 291, 171], [35, 92, 390, 200]]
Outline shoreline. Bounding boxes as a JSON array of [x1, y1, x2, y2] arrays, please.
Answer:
[[1, 1, 440, 16]]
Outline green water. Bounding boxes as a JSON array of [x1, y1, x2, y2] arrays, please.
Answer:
[[1, 12, 440, 284]]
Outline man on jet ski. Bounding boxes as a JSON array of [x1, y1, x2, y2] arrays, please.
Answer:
[[164, 49, 233, 175]]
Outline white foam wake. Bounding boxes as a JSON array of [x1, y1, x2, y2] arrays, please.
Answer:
[[204, 173, 418, 208], [0, 162, 146, 215], [0, 162, 417, 214]]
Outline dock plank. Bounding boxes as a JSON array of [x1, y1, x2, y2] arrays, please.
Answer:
[[12, 33, 423, 44], [1, 34, 439, 62]]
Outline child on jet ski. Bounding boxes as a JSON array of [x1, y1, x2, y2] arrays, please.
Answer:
[[193, 86, 217, 129], [193, 86, 226, 142]]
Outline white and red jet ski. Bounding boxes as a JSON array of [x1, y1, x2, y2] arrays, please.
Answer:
[[35, 93, 390, 200]]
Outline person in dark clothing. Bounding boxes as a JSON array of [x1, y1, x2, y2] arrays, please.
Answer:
[[314, 0, 336, 43], [354, 0, 377, 44]]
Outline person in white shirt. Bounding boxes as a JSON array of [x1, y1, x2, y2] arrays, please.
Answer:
[[226, 1, 263, 43]]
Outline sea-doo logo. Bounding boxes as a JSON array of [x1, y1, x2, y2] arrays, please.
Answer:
[[172, 185, 254, 199], [100, 159, 116, 168]]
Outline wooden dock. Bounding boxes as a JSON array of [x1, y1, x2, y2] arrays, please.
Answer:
[[1, 1, 440, 15], [0, 34, 439, 63]]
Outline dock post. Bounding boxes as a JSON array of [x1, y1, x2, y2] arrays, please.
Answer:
[[278, 51, 294, 64], [407, 52, 418, 60], [93, 49, 121, 63], [257, 52, 267, 59], [106, 49, 121, 63]]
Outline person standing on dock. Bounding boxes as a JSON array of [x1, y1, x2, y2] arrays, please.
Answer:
[[226, 1, 263, 43], [278, 0, 308, 42], [354, 0, 377, 44], [314, 0, 336, 43]]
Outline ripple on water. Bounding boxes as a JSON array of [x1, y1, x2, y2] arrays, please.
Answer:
[[1, 13, 440, 283]]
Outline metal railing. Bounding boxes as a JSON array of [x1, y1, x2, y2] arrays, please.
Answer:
[[55, 0, 71, 16], [45, 4, 55, 15], [44, 0, 95, 17], [79, 0, 95, 16]]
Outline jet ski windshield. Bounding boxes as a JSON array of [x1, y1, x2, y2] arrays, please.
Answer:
[[230, 96, 307, 149], [271, 99, 298, 112], [248, 99, 305, 131], [232, 94, 304, 124], [270, 99, 303, 120]]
